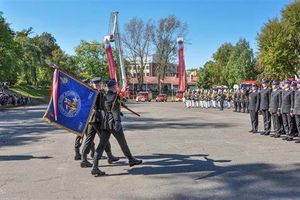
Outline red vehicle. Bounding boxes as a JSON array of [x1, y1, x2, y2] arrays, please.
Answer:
[[175, 92, 184, 102], [240, 80, 259, 90], [156, 94, 168, 102], [136, 91, 153, 102]]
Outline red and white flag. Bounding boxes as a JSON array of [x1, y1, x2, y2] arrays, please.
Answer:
[[177, 39, 186, 92], [52, 67, 59, 121], [105, 41, 118, 82]]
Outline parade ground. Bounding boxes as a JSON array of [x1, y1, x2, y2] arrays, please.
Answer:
[[1, 102, 300, 200]]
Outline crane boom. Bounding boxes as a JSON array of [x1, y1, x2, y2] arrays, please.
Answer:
[[106, 12, 127, 90]]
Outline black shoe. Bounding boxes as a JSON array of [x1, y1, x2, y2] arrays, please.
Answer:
[[295, 140, 300, 143], [91, 168, 106, 176], [249, 130, 253, 133], [286, 137, 294, 141], [274, 134, 281, 138], [108, 156, 120, 164], [129, 158, 143, 167], [264, 132, 270, 136], [252, 130, 258, 134], [282, 137, 288, 140], [270, 134, 276, 137], [80, 160, 93, 168], [260, 132, 265, 135], [74, 153, 81, 160]]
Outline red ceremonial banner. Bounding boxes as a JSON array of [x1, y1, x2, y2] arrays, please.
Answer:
[[105, 42, 118, 82], [178, 43, 186, 92]]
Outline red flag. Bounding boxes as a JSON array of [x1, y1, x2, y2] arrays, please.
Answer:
[[178, 41, 186, 92], [105, 41, 118, 82], [52, 67, 59, 121]]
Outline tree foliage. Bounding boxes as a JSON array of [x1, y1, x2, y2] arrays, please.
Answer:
[[0, 12, 21, 83], [152, 15, 187, 92], [257, 0, 300, 80], [73, 40, 109, 81], [197, 39, 256, 88], [122, 17, 153, 90]]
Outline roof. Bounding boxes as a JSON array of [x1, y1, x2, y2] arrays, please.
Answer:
[[128, 76, 198, 86]]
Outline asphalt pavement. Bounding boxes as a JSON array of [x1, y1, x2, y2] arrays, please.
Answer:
[[0, 103, 300, 200]]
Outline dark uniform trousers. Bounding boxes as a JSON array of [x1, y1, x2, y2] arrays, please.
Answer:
[[292, 90, 300, 136], [260, 88, 271, 134], [271, 113, 283, 134], [75, 136, 82, 149], [290, 116, 297, 136], [93, 126, 133, 168], [294, 115, 300, 136], [281, 89, 294, 137], [281, 113, 292, 136], [75, 136, 95, 153], [82, 123, 112, 161], [248, 90, 260, 132], [261, 110, 271, 133], [250, 110, 259, 132]]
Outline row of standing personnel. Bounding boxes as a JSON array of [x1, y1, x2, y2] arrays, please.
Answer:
[[74, 78, 142, 177], [248, 79, 300, 143], [183, 88, 250, 112]]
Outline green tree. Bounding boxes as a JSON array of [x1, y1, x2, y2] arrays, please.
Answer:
[[73, 40, 109, 81], [257, 1, 300, 80], [197, 61, 215, 89], [212, 43, 234, 85], [0, 12, 21, 83], [152, 15, 187, 92], [225, 38, 255, 87]]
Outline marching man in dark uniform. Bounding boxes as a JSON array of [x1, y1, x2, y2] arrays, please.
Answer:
[[259, 79, 272, 135], [281, 80, 294, 141], [270, 80, 283, 138], [91, 79, 142, 176], [292, 80, 300, 143], [248, 83, 260, 133], [74, 79, 95, 160], [80, 77, 119, 168]]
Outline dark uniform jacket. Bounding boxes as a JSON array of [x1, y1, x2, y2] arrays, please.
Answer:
[[248, 90, 260, 111], [292, 89, 300, 115], [260, 88, 272, 110], [90, 90, 106, 129], [104, 90, 122, 131], [270, 89, 282, 114], [281, 89, 294, 114]]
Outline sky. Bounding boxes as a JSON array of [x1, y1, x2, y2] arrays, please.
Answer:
[[0, 0, 293, 69]]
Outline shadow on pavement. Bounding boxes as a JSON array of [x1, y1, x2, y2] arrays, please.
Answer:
[[0, 155, 52, 161], [118, 153, 300, 200], [0, 105, 58, 148]]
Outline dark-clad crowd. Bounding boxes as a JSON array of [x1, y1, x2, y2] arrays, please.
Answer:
[[183, 79, 300, 143], [0, 83, 31, 107], [248, 79, 300, 143]]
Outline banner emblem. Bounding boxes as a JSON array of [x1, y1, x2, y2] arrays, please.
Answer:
[[58, 90, 81, 117]]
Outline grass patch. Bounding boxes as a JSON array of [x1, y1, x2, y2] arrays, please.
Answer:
[[9, 85, 50, 101]]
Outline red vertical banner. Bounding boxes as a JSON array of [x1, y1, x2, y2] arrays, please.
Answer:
[[177, 39, 186, 92], [52, 67, 59, 121], [105, 41, 118, 82]]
